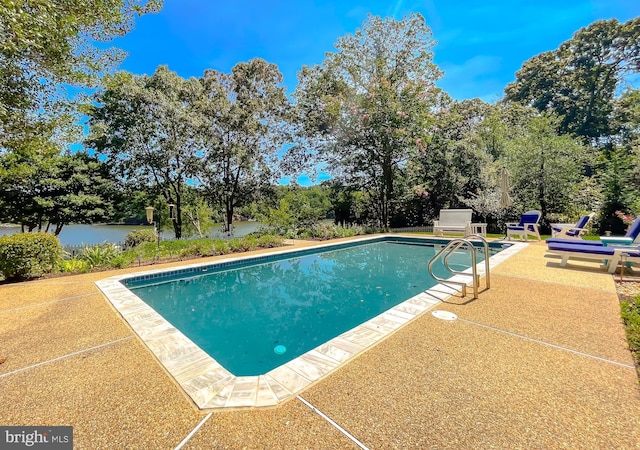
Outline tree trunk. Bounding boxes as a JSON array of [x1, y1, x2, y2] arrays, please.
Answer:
[[224, 198, 234, 234], [173, 194, 182, 239]]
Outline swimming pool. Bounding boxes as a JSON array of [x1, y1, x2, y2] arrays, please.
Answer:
[[96, 235, 524, 409]]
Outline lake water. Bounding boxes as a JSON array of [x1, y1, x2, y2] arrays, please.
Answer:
[[0, 222, 263, 246]]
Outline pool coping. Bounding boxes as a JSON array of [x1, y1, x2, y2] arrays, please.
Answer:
[[95, 235, 526, 410]]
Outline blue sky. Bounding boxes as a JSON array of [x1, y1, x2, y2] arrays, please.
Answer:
[[110, 0, 640, 103]]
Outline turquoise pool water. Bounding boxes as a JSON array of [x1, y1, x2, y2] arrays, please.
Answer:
[[127, 239, 498, 376]]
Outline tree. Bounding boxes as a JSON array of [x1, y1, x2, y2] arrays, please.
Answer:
[[292, 14, 443, 228], [406, 98, 492, 223], [597, 148, 638, 234], [181, 187, 216, 238], [86, 66, 203, 238], [261, 185, 331, 235], [0, 0, 163, 151], [612, 88, 640, 150], [504, 115, 589, 233], [0, 152, 117, 234], [505, 18, 640, 143], [197, 58, 290, 233]]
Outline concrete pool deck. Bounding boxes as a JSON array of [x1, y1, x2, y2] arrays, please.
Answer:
[[1, 237, 639, 448]]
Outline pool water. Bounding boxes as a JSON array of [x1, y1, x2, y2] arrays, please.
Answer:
[[129, 240, 487, 376]]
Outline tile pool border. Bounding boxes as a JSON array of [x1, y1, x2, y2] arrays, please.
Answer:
[[95, 235, 526, 410]]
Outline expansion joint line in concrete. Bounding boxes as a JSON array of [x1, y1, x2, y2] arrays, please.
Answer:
[[0, 293, 98, 313], [459, 318, 635, 369], [173, 412, 213, 450], [0, 336, 134, 379], [297, 395, 371, 450]]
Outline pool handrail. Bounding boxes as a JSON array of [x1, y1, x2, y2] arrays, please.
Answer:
[[427, 234, 490, 299]]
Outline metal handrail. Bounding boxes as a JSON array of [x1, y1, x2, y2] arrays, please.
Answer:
[[427, 234, 491, 299]]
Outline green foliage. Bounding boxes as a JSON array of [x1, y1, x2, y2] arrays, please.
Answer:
[[256, 235, 284, 248], [292, 13, 443, 228], [597, 149, 637, 234], [0, 0, 163, 152], [407, 98, 494, 223], [86, 66, 203, 239], [228, 237, 256, 253], [0, 152, 117, 234], [124, 229, 158, 249], [0, 232, 62, 280], [212, 240, 231, 255], [261, 185, 332, 234], [197, 58, 291, 233], [80, 244, 123, 269], [181, 189, 216, 238], [307, 224, 364, 240], [505, 18, 640, 141], [504, 114, 589, 233], [621, 295, 640, 377], [57, 258, 91, 274]]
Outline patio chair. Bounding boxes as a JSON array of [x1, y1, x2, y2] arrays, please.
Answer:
[[546, 215, 640, 246], [506, 210, 541, 241], [551, 213, 595, 239], [546, 241, 640, 273]]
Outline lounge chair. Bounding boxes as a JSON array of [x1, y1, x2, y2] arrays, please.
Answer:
[[551, 213, 595, 239], [546, 241, 640, 273], [506, 210, 541, 241], [546, 215, 640, 246]]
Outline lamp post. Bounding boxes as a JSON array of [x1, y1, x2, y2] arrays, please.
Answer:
[[145, 206, 160, 248]]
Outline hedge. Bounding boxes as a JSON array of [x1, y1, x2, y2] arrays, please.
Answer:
[[0, 232, 62, 280]]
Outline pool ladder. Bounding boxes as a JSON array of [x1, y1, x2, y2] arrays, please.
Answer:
[[427, 233, 491, 299]]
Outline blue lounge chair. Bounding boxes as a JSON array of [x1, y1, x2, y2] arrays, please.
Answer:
[[551, 213, 595, 239], [546, 241, 640, 273], [546, 215, 640, 246], [506, 210, 541, 241]]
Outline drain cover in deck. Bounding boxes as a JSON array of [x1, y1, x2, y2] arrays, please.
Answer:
[[431, 310, 458, 321]]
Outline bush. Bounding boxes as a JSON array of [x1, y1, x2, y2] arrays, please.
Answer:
[[212, 240, 230, 255], [257, 235, 284, 248], [178, 240, 214, 258], [0, 232, 62, 280], [124, 229, 157, 249], [58, 258, 91, 274], [621, 295, 640, 375], [80, 243, 122, 269]]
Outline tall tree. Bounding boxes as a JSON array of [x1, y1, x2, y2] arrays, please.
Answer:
[[504, 18, 640, 143], [505, 115, 589, 233], [292, 14, 443, 228], [0, 0, 163, 151], [86, 66, 203, 238], [0, 151, 117, 234], [197, 58, 290, 233], [406, 98, 492, 223]]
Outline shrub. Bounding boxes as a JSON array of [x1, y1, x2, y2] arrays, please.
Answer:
[[621, 295, 640, 375], [80, 243, 121, 269], [241, 235, 258, 251], [178, 240, 214, 258], [58, 258, 91, 274], [257, 235, 284, 248], [124, 229, 157, 249], [212, 240, 230, 255], [227, 238, 246, 253], [0, 232, 62, 280]]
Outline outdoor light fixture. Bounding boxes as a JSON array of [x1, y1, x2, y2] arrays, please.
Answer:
[[168, 203, 176, 220], [145, 206, 155, 224], [145, 205, 160, 248]]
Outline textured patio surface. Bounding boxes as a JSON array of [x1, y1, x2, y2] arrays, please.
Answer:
[[1, 238, 639, 449]]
